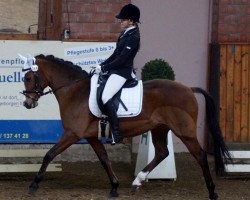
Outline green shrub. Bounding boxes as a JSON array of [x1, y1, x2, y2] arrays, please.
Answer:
[[141, 58, 175, 81]]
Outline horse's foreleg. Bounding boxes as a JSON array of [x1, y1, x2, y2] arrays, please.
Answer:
[[132, 127, 169, 193], [87, 138, 119, 197], [29, 133, 79, 194], [180, 137, 218, 200]]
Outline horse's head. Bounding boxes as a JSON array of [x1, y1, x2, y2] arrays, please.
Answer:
[[19, 54, 90, 109], [19, 54, 48, 109]]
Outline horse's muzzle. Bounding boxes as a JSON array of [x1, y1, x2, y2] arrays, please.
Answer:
[[23, 100, 38, 109]]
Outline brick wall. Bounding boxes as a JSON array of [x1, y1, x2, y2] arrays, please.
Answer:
[[61, 0, 130, 41], [212, 0, 250, 43]]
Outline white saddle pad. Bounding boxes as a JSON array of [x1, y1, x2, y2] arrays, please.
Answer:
[[89, 74, 143, 118]]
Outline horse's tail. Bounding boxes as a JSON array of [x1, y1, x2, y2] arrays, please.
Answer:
[[191, 87, 232, 175]]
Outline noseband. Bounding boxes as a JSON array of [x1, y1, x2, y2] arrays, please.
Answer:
[[20, 68, 52, 101]]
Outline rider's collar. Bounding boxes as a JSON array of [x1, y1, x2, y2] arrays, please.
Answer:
[[123, 26, 136, 36]]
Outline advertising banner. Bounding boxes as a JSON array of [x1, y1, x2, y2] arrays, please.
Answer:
[[0, 40, 115, 143]]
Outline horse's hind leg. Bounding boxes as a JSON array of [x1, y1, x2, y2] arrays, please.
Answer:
[[29, 132, 79, 193], [87, 138, 119, 197], [179, 133, 217, 200], [132, 126, 169, 192]]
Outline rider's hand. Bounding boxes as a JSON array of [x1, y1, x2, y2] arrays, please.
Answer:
[[92, 64, 102, 74]]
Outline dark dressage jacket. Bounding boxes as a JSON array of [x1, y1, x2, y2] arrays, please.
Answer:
[[100, 26, 140, 79]]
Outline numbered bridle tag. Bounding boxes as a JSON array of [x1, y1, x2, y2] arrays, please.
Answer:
[[31, 64, 38, 72]]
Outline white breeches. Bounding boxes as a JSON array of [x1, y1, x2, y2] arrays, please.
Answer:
[[102, 74, 126, 104]]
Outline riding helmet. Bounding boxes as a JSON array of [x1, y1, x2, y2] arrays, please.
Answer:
[[116, 3, 140, 22]]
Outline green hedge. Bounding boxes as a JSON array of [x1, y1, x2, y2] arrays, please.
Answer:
[[141, 58, 175, 81]]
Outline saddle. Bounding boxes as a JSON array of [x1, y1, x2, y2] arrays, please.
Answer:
[[96, 73, 138, 114], [88, 74, 143, 118]]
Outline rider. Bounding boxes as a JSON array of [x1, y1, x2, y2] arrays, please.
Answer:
[[94, 3, 141, 143]]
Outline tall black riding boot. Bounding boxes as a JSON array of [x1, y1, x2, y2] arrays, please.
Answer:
[[104, 100, 123, 144]]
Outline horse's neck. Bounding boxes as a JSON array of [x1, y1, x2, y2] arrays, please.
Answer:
[[39, 60, 90, 108], [44, 65, 87, 91], [47, 67, 90, 104], [54, 77, 90, 114]]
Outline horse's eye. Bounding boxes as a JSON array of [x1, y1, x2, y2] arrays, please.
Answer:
[[25, 77, 32, 82]]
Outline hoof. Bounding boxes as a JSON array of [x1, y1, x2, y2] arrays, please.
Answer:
[[28, 182, 39, 194], [216, 168, 227, 177], [109, 189, 119, 198], [130, 185, 139, 195], [209, 193, 218, 200]]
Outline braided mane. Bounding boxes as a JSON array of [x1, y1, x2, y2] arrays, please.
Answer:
[[35, 54, 88, 76]]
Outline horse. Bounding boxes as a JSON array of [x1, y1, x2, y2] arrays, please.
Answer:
[[20, 54, 231, 200]]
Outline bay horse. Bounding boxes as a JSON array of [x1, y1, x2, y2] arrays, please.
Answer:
[[21, 54, 231, 200]]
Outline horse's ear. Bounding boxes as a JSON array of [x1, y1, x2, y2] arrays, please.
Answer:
[[27, 54, 36, 63], [18, 54, 27, 63], [18, 53, 32, 71]]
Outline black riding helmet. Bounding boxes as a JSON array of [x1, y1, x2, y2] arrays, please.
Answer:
[[116, 3, 140, 23]]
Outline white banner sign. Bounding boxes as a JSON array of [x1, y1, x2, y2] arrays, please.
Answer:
[[0, 40, 115, 120]]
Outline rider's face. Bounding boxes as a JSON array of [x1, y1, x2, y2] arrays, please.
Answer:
[[119, 19, 133, 30]]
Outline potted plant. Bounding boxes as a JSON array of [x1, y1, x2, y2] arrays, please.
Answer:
[[141, 58, 175, 81]]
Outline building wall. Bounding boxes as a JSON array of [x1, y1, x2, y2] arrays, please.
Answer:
[[212, 0, 250, 42], [1, 0, 249, 43], [61, 0, 130, 41], [131, 0, 212, 152]]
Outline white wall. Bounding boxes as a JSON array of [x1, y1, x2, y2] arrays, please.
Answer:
[[132, 0, 212, 152]]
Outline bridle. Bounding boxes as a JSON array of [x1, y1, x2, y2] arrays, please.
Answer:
[[20, 68, 49, 102]]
